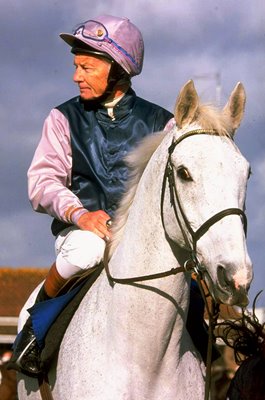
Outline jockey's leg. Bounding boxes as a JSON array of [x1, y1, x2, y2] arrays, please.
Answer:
[[8, 227, 106, 376], [54, 226, 106, 280]]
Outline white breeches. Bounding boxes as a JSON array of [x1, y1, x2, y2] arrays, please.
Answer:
[[55, 226, 106, 279]]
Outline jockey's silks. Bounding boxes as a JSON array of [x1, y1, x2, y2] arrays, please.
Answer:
[[51, 88, 172, 235]]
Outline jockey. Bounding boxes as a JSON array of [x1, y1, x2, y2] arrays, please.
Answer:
[[8, 15, 173, 376]]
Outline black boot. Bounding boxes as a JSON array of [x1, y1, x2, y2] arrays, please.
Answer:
[[7, 316, 41, 376], [7, 286, 50, 376]]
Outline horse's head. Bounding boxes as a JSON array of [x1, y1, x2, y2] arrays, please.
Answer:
[[163, 80, 253, 307]]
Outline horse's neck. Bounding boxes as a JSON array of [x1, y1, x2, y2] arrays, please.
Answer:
[[110, 153, 178, 278]]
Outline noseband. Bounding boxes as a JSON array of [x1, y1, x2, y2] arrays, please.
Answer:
[[105, 128, 247, 284]]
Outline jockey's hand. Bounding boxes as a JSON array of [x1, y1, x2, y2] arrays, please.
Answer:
[[76, 210, 112, 241]]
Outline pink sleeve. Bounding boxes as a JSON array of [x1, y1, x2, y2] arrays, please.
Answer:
[[27, 108, 85, 222]]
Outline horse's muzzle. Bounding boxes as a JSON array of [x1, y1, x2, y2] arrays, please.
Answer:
[[216, 265, 251, 307]]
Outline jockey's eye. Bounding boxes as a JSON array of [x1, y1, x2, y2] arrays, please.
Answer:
[[177, 167, 192, 181]]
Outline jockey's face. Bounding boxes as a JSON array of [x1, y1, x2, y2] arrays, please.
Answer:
[[73, 54, 112, 100]]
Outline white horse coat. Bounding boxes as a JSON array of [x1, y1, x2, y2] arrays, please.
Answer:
[[17, 80, 253, 400]]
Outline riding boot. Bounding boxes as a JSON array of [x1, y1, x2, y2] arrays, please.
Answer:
[[7, 263, 67, 376], [7, 285, 50, 376]]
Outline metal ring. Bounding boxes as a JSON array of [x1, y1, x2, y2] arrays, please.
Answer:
[[184, 259, 196, 272], [106, 219, 112, 228]]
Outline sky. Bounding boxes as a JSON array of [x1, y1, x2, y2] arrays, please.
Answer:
[[1, 0, 264, 306]]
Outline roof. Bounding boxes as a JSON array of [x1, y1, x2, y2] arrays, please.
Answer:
[[0, 267, 48, 317]]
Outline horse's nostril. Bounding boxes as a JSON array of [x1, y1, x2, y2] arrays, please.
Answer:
[[217, 265, 231, 290]]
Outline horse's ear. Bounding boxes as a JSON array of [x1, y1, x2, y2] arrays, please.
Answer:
[[174, 80, 199, 128], [223, 82, 246, 133]]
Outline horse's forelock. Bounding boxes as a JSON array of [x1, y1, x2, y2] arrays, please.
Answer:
[[196, 104, 233, 137]]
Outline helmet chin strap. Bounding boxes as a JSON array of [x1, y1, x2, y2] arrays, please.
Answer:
[[99, 62, 130, 104]]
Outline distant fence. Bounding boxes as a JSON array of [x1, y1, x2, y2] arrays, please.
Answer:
[[0, 316, 18, 344]]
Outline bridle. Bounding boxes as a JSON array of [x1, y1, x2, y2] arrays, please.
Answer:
[[105, 128, 247, 284], [161, 128, 247, 271], [104, 128, 248, 400]]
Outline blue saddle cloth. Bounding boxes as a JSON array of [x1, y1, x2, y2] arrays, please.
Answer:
[[28, 282, 85, 348]]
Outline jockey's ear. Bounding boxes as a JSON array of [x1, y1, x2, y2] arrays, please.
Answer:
[[223, 82, 246, 132], [174, 80, 199, 128]]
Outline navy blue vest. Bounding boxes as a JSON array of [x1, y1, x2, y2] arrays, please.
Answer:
[[51, 89, 173, 235]]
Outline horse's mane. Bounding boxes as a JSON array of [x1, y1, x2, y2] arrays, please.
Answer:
[[106, 131, 167, 259], [106, 103, 233, 260]]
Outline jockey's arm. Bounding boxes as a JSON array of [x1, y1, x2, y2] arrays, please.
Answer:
[[28, 108, 99, 227]]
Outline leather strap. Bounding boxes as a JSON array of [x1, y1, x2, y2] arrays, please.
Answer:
[[38, 374, 54, 400]]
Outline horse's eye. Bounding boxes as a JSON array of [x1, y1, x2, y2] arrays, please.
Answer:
[[177, 167, 192, 181]]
